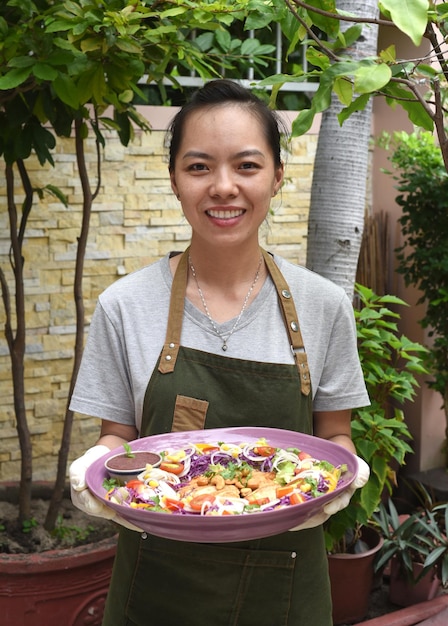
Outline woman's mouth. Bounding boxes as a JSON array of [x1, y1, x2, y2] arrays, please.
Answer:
[[206, 209, 245, 219]]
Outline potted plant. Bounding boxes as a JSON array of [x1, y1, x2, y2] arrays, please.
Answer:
[[325, 284, 428, 624], [0, 2, 268, 624], [374, 486, 448, 606]]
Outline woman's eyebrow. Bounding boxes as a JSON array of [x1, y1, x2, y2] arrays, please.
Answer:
[[182, 150, 211, 160], [236, 149, 265, 159], [182, 149, 265, 160]]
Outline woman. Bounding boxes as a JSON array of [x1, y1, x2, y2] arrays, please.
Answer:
[[70, 79, 370, 626]]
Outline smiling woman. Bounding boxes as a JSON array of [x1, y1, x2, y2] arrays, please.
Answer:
[[68, 79, 370, 626]]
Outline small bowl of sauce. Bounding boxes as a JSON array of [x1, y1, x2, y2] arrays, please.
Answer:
[[105, 449, 162, 483]]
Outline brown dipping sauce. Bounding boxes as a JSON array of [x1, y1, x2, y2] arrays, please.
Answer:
[[106, 451, 161, 471]]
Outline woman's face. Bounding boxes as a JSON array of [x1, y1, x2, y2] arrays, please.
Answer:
[[170, 104, 284, 249]]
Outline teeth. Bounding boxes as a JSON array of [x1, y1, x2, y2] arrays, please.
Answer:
[[207, 209, 244, 219]]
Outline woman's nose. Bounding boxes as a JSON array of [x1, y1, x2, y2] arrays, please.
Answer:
[[210, 168, 237, 197]]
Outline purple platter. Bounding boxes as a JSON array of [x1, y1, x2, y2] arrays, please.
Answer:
[[86, 426, 357, 543]]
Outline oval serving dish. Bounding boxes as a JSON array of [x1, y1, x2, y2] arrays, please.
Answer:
[[87, 427, 357, 543]]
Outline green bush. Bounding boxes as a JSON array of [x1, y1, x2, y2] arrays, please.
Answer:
[[385, 130, 448, 461], [325, 285, 428, 553]]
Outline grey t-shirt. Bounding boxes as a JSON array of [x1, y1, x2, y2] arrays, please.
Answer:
[[70, 253, 369, 432]]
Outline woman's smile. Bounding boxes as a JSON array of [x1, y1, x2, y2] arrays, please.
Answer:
[[206, 209, 245, 219]]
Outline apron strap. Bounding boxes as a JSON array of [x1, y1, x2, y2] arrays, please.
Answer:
[[159, 247, 311, 396], [158, 248, 190, 374], [261, 249, 311, 396]]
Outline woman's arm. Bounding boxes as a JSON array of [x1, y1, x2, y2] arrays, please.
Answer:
[[313, 409, 356, 454], [96, 420, 139, 450]]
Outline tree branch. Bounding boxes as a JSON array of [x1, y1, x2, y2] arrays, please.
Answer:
[[290, 0, 394, 28]]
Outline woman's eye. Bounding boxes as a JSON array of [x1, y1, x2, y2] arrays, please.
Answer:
[[188, 163, 208, 171], [240, 162, 259, 170]]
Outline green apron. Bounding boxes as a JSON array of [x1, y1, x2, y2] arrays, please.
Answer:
[[102, 249, 332, 626]]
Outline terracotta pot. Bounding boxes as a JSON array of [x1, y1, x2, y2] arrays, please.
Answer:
[[0, 535, 117, 626], [389, 556, 441, 607], [328, 526, 384, 625]]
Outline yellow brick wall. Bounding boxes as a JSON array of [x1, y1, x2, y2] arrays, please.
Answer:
[[0, 110, 318, 482]]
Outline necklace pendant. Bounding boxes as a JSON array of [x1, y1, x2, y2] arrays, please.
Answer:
[[222, 342, 228, 352]]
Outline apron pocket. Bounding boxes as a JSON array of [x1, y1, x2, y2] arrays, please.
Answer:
[[126, 534, 296, 626], [171, 394, 209, 431]]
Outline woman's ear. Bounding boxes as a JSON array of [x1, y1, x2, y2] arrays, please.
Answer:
[[170, 172, 180, 200], [273, 163, 284, 196]]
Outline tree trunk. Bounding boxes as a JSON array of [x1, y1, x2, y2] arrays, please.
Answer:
[[44, 118, 94, 531], [2, 163, 33, 522], [306, 0, 379, 299]]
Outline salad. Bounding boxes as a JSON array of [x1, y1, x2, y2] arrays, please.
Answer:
[[103, 438, 347, 516]]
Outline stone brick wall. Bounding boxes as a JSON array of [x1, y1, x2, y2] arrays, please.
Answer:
[[0, 108, 318, 481]]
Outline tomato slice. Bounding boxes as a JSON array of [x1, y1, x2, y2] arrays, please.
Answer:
[[253, 445, 276, 457], [160, 461, 184, 475], [189, 494, 215, 511], [163, 497, 184, 511], [299, 451, 312, 460], [126, 479, 145, 490]]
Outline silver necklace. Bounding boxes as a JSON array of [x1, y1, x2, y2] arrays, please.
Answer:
[[188, 254, 263, 352]]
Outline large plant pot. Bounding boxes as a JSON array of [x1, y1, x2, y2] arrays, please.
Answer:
[[0, 535, 117, 626], [327, 525, 384, 625], [389, 556, 441, 607]]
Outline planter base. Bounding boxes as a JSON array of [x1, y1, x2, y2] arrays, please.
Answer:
[[0, 535, 117, 626], [389, 558, 441, 607], [328, 526, 384, 625]]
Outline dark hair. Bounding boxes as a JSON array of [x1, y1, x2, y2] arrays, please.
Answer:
[[167, 79, 285, 172]]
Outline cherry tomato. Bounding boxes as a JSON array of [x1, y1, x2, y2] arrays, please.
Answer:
[[189, 494, 215, 511], [160, 461, 184, 475], [299, 451, 312, 460]]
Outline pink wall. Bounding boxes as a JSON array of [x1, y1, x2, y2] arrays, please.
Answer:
[[372, 27, 446, 472]]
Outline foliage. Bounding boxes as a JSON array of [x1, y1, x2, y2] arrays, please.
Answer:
[[324, 284, 428, 553], [374, 486, 448, 587], [382, 130, 448, 458], [260, 1, 448, 173], [0, 0, 281, 533]]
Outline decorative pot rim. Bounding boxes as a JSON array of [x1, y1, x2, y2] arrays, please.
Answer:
[[0, 534, 118, 574], [327, 525, 384, 560]]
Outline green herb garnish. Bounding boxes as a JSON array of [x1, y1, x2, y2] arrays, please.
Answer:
[[123, 442, 135, 458]]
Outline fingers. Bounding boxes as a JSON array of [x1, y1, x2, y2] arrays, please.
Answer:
[[70, 445, 111, 491]]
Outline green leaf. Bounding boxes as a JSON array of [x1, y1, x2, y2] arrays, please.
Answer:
[[291, 108, 316, 136], [380, 0, 429, 46], [304, 0, 339, 38], [0, 67, 32, 89], [333, 76, 353, 106], [44, 184, 68, 206], [354, 63, 392, 94], [338, 93, 371, 125], [32, 63, 59, 81], [241, 38, 263, 56], [379, 45, 396, 64], [52, 74, 80, 109], [306, 47, 331, 71], [384, 84, 434, 130], [115, 38, 142, 54], [215, 29, 232, 52]]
